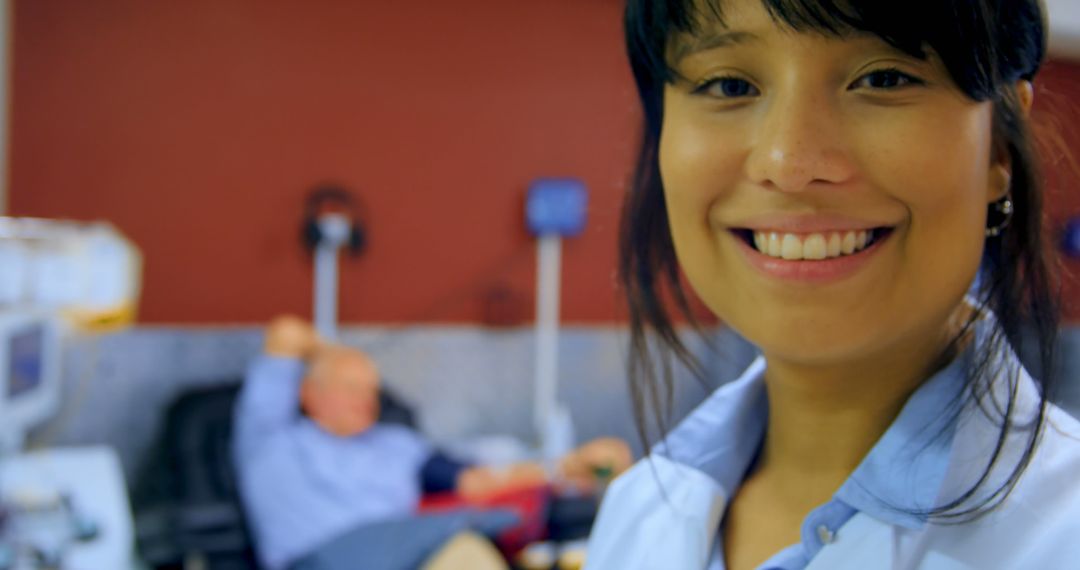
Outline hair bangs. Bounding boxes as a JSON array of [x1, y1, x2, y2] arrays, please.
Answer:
[[627, 0, 1043, 110]]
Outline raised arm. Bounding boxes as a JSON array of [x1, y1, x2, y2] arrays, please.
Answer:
[[234, 316, 321, 456]]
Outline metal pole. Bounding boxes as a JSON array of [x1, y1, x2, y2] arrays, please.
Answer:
[[312, 214, 350, 341], [535, 234, 573, 463], [314, 243, 338, 341]]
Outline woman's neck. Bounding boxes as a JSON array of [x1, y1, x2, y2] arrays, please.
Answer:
[[753, 323, 961, 505]]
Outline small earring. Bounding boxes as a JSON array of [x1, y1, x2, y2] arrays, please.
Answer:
[[985, 197, 1014, 238]]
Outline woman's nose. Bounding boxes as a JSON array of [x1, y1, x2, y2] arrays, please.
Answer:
[[744, 91, 856, 193]]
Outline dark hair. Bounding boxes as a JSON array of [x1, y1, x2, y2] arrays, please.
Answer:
[[619, 0, 1057, 521]]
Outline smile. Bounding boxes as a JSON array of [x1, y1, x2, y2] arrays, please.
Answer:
[[729, 226, 896, 284], [737, 228, 894, 261]]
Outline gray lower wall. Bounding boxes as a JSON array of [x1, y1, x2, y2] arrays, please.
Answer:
[[28, 323, 1080, 484], [30, 325, 758, 481]]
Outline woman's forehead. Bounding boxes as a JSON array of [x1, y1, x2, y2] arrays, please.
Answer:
[[669, 0, 846, 49], [669, 24, 887, 64], [665, 0, 936, 68], [669, 20, 911, 68], [676, 0, 860, 34]]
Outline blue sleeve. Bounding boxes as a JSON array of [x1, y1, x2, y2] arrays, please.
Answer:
[[233, 355, 306, 460], [420, 450, 474, 495]]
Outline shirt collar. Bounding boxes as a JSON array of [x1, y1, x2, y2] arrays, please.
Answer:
[[836, 351, 967, 529], [656, 356, 769, 501], [657, 343, 972, 530]]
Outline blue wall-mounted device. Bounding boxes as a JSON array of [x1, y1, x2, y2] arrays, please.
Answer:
[[1064, 218, 1080, 259], [526, 178, 588, 237]]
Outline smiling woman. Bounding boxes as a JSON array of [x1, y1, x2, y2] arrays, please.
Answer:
[[661, 14, 1008, 372], [585, 0, 1080, 569]]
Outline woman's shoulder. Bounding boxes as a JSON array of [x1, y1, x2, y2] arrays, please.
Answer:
[[584, 454, 724, 569], [1042, 402, 1080, 449], [940, 403, 1080, 564], [1021, 403, 1080, 498], [656, 358, 768, 475]]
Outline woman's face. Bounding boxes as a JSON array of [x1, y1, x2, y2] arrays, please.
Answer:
[[659, 0, 1008, 366]]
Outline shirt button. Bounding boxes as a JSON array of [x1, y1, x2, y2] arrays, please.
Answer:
[[817, 525, 836, 544]]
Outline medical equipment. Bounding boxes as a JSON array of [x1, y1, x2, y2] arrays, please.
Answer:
[[0, 218, 142, 331], [0, 218, 141, 568], [0, 447, 133, 570], [1063, 218, 1080, 258], [0, 311, 61, 456], [301, 186, 367, 341], [526, 179, 587, 465], [0, 311, 135, 569]]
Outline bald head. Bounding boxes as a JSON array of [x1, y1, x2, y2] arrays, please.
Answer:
[[308, 345, 379, 388], [301, 345, 381, 437]]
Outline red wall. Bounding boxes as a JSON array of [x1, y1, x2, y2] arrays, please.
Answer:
[[8, 0, 637, 324], [8, 1, 1080, 324], [1035, 61, 1080, 321]]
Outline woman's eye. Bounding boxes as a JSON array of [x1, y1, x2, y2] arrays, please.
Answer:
[[694, 77, 760, 99], [852, 68, 924, 90]]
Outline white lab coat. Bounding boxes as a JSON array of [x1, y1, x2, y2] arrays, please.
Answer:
[[584, 356, 1080, 569]]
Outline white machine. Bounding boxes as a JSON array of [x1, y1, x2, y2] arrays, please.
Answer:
[[0, 309, 135, 570], [0, 217, 142, 331], [0, 216, 141, 570], [0, 311, 61, 455]]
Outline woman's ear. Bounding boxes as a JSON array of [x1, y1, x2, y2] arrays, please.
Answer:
[[988, 163, 1012, 203], [984, 82, 1031, 205], [1017, 80, 1035, 116]]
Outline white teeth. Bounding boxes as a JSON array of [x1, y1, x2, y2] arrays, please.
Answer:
[[827, 233, 842, 257], [842, 232, 856, 255], [803, 234, 827, 260], [781, 234, 802, 260], [750, 230, 878, 260], [768, 232, 782, 256]]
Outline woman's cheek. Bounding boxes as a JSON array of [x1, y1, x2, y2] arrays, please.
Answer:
[[661, 122, 741, 230]]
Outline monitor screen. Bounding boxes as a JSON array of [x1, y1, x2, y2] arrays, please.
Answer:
[[8, 324, 44, 399]]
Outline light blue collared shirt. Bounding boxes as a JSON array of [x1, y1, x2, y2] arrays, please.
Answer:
[[657, 351, 966, 570], [232, 356, 433, 570], [586, 316, 1080, 569], [587, 308, 1080, 565]]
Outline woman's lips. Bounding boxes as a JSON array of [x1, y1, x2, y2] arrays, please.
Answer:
[[731, 227, 893, 283], [748, 228, 888, 260]]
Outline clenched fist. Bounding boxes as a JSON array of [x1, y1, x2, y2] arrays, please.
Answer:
[[264, 315, 321, 359]]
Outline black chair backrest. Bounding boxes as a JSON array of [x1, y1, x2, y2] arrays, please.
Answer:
[[133, 381, 419, 508], [132, 378, 419, 570]]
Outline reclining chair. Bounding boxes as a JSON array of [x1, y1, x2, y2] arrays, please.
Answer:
[[131, 381, 417, 570], [131, 380, 596, 570]]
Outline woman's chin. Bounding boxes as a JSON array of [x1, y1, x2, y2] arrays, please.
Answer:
[[754, 336, 878, 370]]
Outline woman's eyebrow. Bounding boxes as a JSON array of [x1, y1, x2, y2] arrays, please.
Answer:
[[672, 30, 761, 63]]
